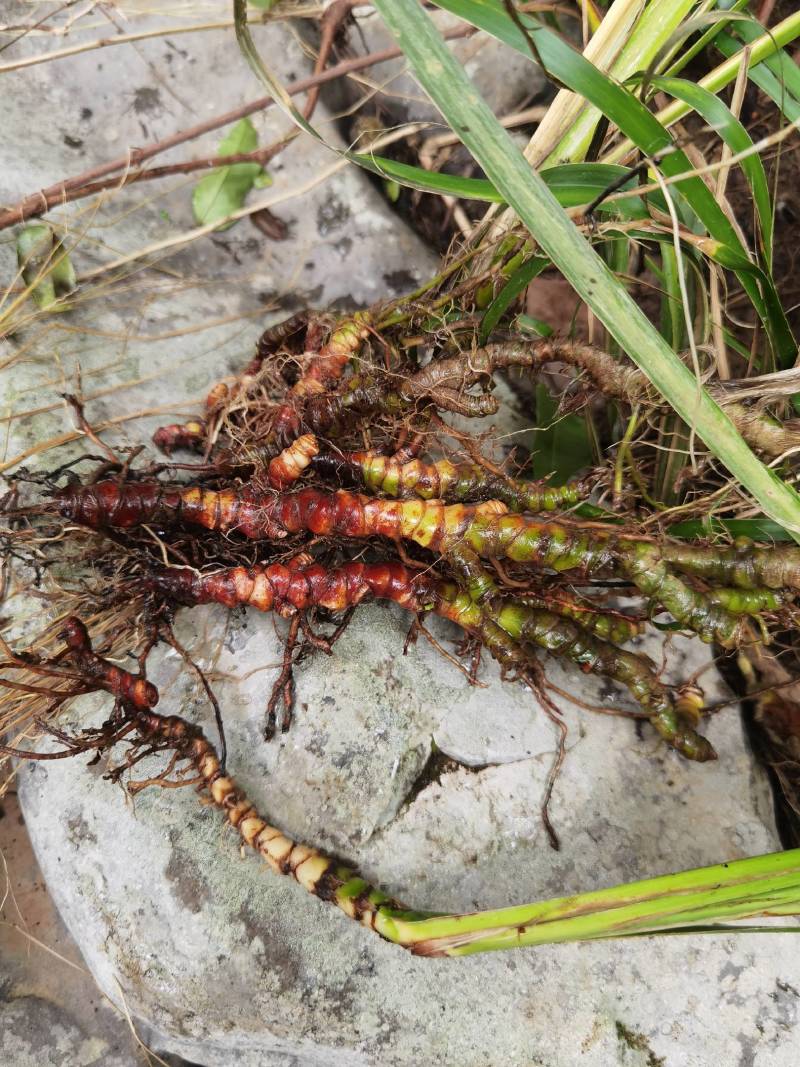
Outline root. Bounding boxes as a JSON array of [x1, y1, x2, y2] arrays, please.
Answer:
[[265, 613, 301, 740], [12, 304, 800, 826], [135, 709, 415, 934], [311, 444, 588, 511]]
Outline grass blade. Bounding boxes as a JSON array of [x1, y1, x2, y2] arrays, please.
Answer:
[[604, 10, 800, 157], [716, 22, 800, 124], [479, 255, 547, 343], [432, 0, 793, 362], [380, 848, 800, 955], [370, 0, 800, 539], [651, 74, 773, 264]]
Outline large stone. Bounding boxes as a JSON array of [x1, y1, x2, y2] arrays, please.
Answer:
[[0, 792, 150, 1067], [16, 599, 800, 1067], [0, 7, 437, 471], [0, 995, 138, 1067]]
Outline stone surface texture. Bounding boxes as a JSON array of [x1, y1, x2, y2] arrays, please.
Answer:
[[0, 7, 438, 474], [16, 606, 797, 1067], [349, 8, 549, 124], [1, 6, 798, 1067], [0, 792, 151, 1067]]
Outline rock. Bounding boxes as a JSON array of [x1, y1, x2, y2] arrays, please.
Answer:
[[0, 995, 140, 1067], [0, 9, 437, 471], [344, 9, 550, 125], [0, 768, 181, 1066], [16, 599, 800, 1067]]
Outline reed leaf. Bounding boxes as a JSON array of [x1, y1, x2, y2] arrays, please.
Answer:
[[370, 0, 800, 539]]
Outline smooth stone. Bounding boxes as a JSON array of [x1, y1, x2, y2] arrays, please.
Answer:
[[17, 600, 797, 1067]]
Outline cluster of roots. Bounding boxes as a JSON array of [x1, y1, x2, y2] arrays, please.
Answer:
[[5, 300, 800, 846]]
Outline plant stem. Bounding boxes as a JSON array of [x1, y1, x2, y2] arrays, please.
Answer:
[[140, 708, 800, 958]]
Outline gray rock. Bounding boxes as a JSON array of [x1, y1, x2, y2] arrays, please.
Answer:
[[0, 10, 437, 470], [16, 600, 800, 1067], [347, 9, 549, 124], [0, 994, 141, 1067], [0, 789, 152, 1067]]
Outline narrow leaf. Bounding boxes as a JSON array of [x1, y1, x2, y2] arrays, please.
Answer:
[[479, 256, 547, 343], [371, 0, 800, 539], [651, 74, 774, 265], [432, 0, 794, 363]]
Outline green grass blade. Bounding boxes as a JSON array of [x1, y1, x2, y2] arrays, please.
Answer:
[[370, 0, 800, 539], [604, 10, 800, 156], [668, 517, 794, 541], [232, 0, 501, 203], [542, 163, 655, 217], [723, 15, 800, 102], [442, 0, 697, 168], [651, 75, 773, 264], [432, 0, 792, 361], [356, 155, 503, 201], [662, 3, 753, 78], [369, 159, 669, 213], [716, 23, 800, 124], [379, 848, 800, 955], [479, 255, 547, 343], [636, 74, 797, 363]]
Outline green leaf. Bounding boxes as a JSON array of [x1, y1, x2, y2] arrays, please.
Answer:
[[16, 223, 76, 310], [357, 153, 504, 201], [667, 516, 794, 542], [652, 70, 795, 365], [540, 163, 655, 218], [715, 18, 800, 124], [649, 74, 774, 265], [661, 3, 753, 80], [610, 10, 800, 158], [192, 117, 263, 230], [479, 256, 547, 343], [360, 158, 664, 213], [431, 0, 795, 365], [531, 384, 594, 483], [516, 314, 553, 339], [387, 848, 800, 954], [370, 0, 800, 541]]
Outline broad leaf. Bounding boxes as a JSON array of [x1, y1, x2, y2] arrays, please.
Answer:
[[192, 118, 265, 230]]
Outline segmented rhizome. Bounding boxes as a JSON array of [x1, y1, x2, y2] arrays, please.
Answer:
[[4, 306, 798, 888]]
